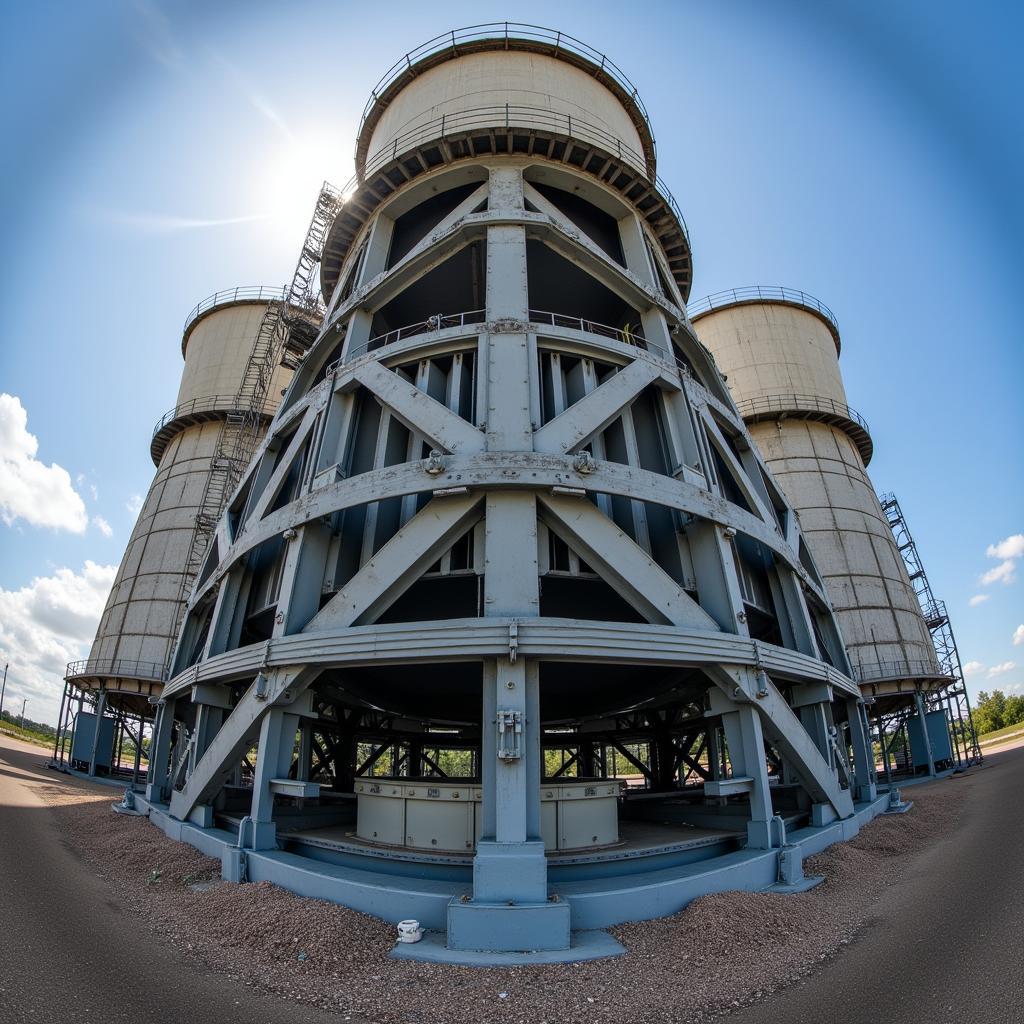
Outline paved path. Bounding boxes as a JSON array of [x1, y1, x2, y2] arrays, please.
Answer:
[[1, 734, 1020, 1023], [0, 735, 336, 1024], [733, 743, 1024, 1024]]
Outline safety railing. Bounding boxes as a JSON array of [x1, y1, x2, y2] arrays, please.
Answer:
[[529, 310, 646, 348], [344, 310, 487, 365], [368, 102, 648, 178], [357, 103, 687, 247], [331, 308, 651, 373], [687, 287, 839, 338], [65, 658, 167, 683], [359, 22, 655, 150], [182, 286, 286, 339], [151, 394, 242, 441], [853, 659, 947, 684], [734, 393, 870, 436]]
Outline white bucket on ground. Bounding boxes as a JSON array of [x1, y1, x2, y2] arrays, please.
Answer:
[[397, 919, 424, 943]]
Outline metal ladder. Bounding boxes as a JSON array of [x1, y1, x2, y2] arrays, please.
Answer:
[[170, 181, 343, 654], [879, 492, 983, 765]]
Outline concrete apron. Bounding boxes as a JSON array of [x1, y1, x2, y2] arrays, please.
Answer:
[[127, 789, 892, 964]]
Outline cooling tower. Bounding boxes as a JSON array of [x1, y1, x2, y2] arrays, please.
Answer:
[[689, 290, 945, 711], [139, 26, 884, 959], [62, 288, 290, 769]]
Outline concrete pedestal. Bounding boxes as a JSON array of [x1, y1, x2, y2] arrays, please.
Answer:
[[447, 899, 571, 952]]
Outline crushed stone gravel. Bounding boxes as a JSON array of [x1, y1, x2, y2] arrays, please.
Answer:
[[34, 768, 966, 1024]]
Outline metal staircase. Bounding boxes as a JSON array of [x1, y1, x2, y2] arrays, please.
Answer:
[[171, 182, 343, 650], [879, 492, 982, 766]]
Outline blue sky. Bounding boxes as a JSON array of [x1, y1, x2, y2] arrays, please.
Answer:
[[1, 0, 1021, 724]]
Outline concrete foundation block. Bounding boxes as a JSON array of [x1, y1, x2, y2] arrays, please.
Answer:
[[151, 810, 183, 841], [221, 847, 246, 883], [446, 897, 571, 952], [472, 840, 548, 903], [764, 841, 823, 893], [745, 820, 774, 849], [237, 816, 277, 851], [811, 803, 838, 827], [746, 814, 786, 850], [392, 927, 624, 965], [188, 804, 214, 827], [777, 844, 803, 885]]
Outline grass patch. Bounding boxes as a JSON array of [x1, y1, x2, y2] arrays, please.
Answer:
[[978, 721, 1024, 744], [0, 724, 54, 749]]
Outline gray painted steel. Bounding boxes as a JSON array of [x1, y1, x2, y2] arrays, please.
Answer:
[[99, 26, 948, 961]]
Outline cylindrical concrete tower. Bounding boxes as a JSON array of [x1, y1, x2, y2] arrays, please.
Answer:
[[146, 26, 880, 959], [689, 289, 943, 704], [64, 288, 290, 736]]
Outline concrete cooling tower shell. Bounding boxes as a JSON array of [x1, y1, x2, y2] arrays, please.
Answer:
[[360, 49, 651, 179], [67, 290, 291, 717], [321, 26, 691, 310], [689, 290, 943, 696]]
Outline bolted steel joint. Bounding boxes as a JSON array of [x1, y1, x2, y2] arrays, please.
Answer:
[[572, 450, 597, 475], [424, 449, 446, 476]]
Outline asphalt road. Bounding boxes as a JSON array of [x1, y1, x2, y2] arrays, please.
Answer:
[[733, 741, 1024, 1024], [1, 733, 1021, 1023], [0, 734, 338, 1024]]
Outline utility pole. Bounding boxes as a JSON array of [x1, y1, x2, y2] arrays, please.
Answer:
[[0, 662, 7, 721], [20, 698, 27, 731]]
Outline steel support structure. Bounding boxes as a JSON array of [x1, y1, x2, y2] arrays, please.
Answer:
[[133, 27, 881, 957]]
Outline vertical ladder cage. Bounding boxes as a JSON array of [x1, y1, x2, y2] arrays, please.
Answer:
[[879, 492, 983, 767], [170, 182, 344, 660]]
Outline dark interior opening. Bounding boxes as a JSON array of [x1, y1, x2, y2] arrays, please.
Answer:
[[374, 575, 480, 624], [539, 574, 647, 624], [531, 181, 625, 265], [372, 243, 485, 338], [527, 239, 638, 331], [387, 183, 481, 268]]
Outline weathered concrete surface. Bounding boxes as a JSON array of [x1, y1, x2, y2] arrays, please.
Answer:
[[693, 301, 940, 684], [85, 298, 292, 682], [366, 50, 646, 175], [692, 301, 847, 406], [179, 301, 291, 413]]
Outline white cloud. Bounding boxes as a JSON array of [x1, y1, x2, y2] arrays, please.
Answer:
[[962, 660, 985, 676], [987, 534, 1024, 561], [76, 474, 98, 502], [125, 493, 144, 516], [0, 561, 117, 724], [979, 533, 1023, 588], [968, 594, 990, 607], [83, 205, 268, 234], [1014, 625, 1024, 647], [92, 515, 113, 538], [980, 560, 1016, 586], [987, 661, 1017, 678], [0, 393, 88, 533]]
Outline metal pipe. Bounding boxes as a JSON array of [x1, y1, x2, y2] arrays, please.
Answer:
[[52, 681, 68, 762]]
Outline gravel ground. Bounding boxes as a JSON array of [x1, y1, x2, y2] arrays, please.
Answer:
[[34, 768, 967, 1024]]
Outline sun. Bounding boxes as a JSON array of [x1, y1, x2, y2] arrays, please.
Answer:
[[251, 127, 354, 254]]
